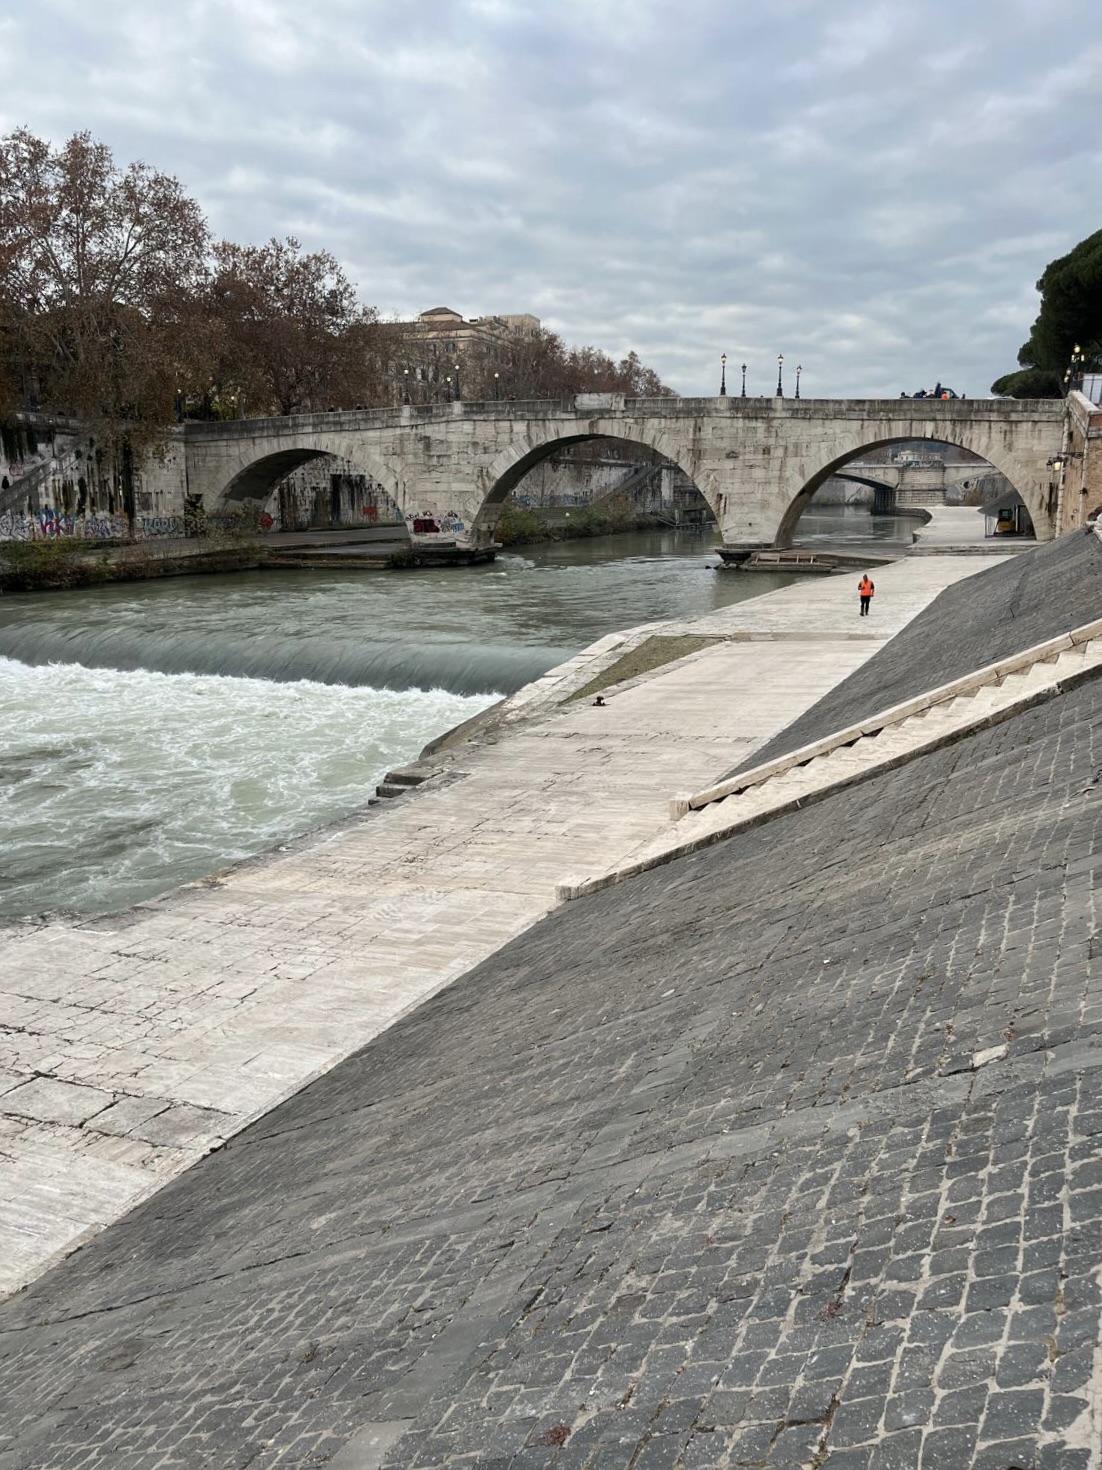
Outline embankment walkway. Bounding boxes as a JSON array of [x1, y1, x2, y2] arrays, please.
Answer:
[[0, 546, 1008, 1296]]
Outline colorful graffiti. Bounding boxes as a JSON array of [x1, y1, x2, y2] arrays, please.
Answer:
[[407, 510, 466, 535], [0, 508, 132, 542]]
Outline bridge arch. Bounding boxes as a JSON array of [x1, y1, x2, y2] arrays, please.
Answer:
[[219, 443, 402, 510], [773, 433, 1050, 548], [473, 422, 716, 538]]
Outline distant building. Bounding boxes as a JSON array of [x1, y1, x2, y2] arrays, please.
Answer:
[[393, 307, 543, 399], [399, 306, 540, 357]]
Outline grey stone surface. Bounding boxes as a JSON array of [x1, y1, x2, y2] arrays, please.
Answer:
[[736, 528, 1102, 774], [0, 677, 1101, 1466], [3, 1077, 113, 1125]]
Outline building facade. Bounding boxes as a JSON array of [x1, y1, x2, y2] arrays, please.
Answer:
[[394, 307, 541, 400]]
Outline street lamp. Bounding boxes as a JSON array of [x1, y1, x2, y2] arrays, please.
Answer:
[[445, 375, 453, 402], [740, 363, 747, 398], [776, 354, 784, 398], [454, 362, 462, 401], [403, 369, 410, 404], [494, 371, 500, 399], [795, 364, 802, 400], [720, 354, 727, 396], [1070, 343, 1086, 392]]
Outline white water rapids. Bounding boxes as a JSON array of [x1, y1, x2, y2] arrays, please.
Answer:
[[0, 657, 493, 923]]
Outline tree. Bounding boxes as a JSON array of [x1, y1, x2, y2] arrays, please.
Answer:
[[480, 328, 674, 400], [205, 237, 389, 415], [992, 228, 1102, 398], [0, 127, 210, 443]]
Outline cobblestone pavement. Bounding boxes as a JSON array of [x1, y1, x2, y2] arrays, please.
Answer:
[[0, 669, 1099, 1467], [0, 555, 995, 1299]]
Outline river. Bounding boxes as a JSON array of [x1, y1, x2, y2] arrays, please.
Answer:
[[0, 510, 914, 923]]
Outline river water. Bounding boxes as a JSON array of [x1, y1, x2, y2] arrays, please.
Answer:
[[0, 510, 913, 923]]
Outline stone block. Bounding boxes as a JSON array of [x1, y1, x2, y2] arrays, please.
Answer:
[[3, 1078, 113, 1126]]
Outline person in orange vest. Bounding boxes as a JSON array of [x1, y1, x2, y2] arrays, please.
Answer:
[[858, 573, 875, 616]]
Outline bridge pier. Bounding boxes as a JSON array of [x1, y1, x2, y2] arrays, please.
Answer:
[[871, 484, 897, 516]]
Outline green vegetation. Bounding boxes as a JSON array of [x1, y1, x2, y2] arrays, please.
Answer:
[[0, 539, 112, 591], [992, 228, 1102, 397], [494, 498, 670, 546], [569, 635, 720, 702]]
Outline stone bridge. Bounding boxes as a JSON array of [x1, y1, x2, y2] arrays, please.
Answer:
[[181, 394, 1067, 553], [831, 459, 1009, 514]]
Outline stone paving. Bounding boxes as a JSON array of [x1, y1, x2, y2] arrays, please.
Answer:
[[0, 554, 1003, 1301], [0, 656, 1100, 1468]]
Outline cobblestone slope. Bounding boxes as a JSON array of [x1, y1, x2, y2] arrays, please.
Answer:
[[1, 680, 1101, 1468], [737, 530, 1102, 775]]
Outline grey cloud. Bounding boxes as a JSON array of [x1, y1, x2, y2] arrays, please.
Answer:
[[2, 0, 1101, 397]]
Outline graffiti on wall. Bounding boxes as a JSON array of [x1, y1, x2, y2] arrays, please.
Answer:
[[135, 515, 185, 538], [407, 510, 466, 535], [0, 508, 131, 542]]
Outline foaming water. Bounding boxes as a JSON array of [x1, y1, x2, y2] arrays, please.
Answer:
[[0, 520, 904, 922], [0, 658, 493, 922]]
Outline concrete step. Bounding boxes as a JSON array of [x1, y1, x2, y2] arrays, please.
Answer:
[[957, 684, 1007, 712], [383, 765, 437, 787], [375, 781, 411, 799], [855, 725, 923, 754], [1003, 662, 1065, 694]]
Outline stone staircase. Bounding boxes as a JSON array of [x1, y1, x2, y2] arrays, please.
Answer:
[[557, 616, 1102, 901], [0, 457, 54, 517]]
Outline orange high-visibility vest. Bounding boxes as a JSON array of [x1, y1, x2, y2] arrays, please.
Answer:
[[859, 578, 875, 597]]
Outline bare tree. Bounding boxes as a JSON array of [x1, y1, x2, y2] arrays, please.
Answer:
[[206, 237, 390, 416], [495, 330, 674, 400], [0, 128, 210, 449]]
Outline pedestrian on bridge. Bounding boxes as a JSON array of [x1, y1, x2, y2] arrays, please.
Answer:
[[858, 574, 875, 617]]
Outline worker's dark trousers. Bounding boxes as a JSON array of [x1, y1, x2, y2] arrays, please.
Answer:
[[859, 596, 872, 616]]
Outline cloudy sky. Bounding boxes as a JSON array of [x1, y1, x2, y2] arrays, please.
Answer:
[[2, 0, 1100, 398]]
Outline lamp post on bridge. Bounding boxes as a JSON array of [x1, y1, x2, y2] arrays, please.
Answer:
[[445, 375, 453, 403], [719, 354, 727, 396], [776, 354, 784, 398], [454, 361, 462, 401], [741, 363, 747, 398], [403, 369, 410, 405], [1070, 343, 1086, 393], [795, 364, 802, 400], [494, 371, 500, 399]]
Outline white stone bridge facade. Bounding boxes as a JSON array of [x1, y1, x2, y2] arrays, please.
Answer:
[[181, 394, 1068, 553]]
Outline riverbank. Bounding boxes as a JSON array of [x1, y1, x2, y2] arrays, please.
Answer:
[[0, 535, 262, 591], [494, 500, 705, 545], [0, 525, 428, 591], [0, 546, 1006, 1298], [0, 510, 680, 590]]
